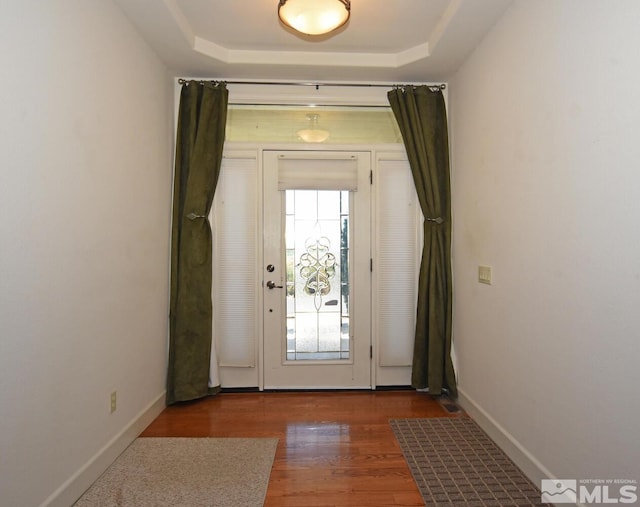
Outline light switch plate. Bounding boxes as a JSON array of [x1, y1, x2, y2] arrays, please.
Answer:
[[478, 265, 492, 285]]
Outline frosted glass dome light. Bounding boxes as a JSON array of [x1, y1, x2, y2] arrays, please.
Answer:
[[278, 0, 350, 36]]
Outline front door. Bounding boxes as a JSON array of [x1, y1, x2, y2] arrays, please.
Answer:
[[262, 151, 371, 388]]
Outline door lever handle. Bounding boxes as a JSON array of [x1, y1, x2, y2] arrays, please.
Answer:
[[266, 280, 284, 289]]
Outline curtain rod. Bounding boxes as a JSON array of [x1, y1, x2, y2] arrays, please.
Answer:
[[177, 78, 446, 90]]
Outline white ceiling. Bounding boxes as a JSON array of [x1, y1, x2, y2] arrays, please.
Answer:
[[115, 0, 513, 83]]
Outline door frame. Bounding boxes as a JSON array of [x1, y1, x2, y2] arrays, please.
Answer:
[[215, 142, 414, 391]]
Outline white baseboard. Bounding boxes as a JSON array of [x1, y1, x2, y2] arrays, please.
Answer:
[[458, 391, 588, 506], [40, 391, 166, 507], [457, 388, 555, 487]]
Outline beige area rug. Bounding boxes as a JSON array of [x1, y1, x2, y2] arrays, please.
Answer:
[[391, 418, 550, 506], [74, 437, 278, 507]]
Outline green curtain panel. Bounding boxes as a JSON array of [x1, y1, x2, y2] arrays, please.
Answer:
[[167, 81, 228, 405], [388, 86, 457, 397]]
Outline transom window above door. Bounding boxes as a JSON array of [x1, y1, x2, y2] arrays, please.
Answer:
[[226, 105, 402, 144]]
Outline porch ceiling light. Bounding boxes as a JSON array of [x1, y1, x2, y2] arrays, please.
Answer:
[[278, 0, 351, 36], [297, 114, 330, 143]]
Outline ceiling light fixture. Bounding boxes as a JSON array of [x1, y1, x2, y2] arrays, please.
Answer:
[[297, 114, 330, 143], [278, 0, 351, 36]]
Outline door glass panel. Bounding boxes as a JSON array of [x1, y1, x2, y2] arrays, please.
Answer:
[[286, 190, 350, 360]]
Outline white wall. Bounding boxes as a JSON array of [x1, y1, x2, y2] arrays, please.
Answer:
[[450, 0, 640, 486], [0, 2, 173, 506]]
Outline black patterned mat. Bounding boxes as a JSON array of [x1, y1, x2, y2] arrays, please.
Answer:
[[390, 417, 550, 506]]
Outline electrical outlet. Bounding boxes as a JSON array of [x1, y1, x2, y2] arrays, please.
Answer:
[[110, 391, 117, 413]]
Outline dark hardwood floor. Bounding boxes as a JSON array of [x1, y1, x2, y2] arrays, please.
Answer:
[[141, 390, 461, 506]]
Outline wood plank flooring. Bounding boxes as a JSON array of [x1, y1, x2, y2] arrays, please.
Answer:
[[141, 390, 460, 506]]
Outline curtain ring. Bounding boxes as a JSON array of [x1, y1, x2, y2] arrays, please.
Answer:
[[426, 217, 444, 224], [187, 212, 207, 220]]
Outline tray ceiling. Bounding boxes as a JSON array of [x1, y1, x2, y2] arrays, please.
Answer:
[[115, 0, 513, 82]]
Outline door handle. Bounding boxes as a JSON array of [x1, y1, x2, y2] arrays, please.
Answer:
[[266, 280, 283, 289]]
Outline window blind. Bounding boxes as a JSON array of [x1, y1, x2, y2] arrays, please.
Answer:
[[375, 157, 420, 367], [277, 153, 358, 191], [212, 155, 259, 368]]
